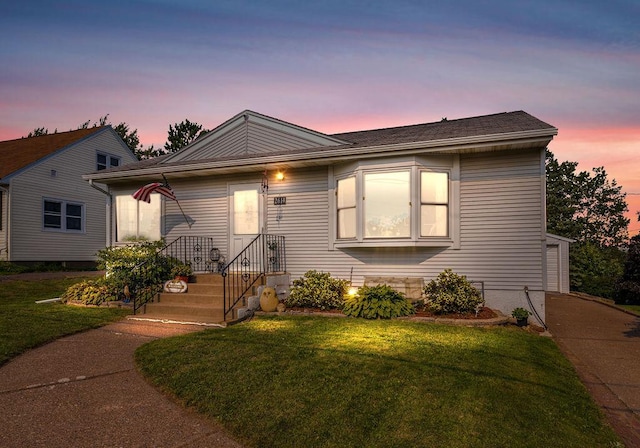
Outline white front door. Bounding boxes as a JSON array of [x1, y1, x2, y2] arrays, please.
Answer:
[[229, 183, 264, 264]]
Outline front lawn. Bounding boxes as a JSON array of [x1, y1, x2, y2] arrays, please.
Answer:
[[136, 315, 621, 448], [0, 278, 130, 366]]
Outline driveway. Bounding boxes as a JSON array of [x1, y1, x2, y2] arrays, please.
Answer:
[[0, 319, 243, 448], [546, 292, 640, 447]]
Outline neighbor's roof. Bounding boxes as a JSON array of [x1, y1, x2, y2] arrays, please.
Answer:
[[0, 127, 105, 180], [85, 110, 557, 181]]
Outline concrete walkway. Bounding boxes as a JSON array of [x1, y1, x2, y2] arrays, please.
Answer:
[[546, 292, 640, 447], [0, 319, 243, 448]]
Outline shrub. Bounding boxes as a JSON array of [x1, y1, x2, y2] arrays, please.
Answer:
[[285, 270, 349, 310], [343, 284, 414, 319], [96, 240, 172, 299], [61, 278, 118, 305], [423, 269, 483, 314]]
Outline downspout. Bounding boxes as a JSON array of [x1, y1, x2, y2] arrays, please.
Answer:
[[89, 180, 113, 247], [0, 184, 9, 259]]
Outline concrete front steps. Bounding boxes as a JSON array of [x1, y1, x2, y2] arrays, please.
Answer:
[[138, 274, 232, 325], [135, 273, 291, 325]]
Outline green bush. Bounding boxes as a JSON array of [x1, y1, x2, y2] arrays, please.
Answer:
[[423, 269, 483, 314], [285, 270, 349, 310], [60, 278, 118, 305], [343, 284, 414, 319], [96, 240, 172, 300]]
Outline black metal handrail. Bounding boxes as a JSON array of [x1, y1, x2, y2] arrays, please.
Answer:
[[221, 234, 286, 320], [131, 236, 224, 314]]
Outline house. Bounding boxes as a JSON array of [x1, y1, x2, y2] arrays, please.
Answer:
[[0, 127, 138, 266], [83, 110, 558, 320]]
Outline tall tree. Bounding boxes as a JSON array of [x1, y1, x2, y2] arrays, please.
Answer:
[[546, 149, 629, 247], [164, 119, 208, 154]]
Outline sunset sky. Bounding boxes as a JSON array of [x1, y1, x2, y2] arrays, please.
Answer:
[[1, 1, 638, 234]]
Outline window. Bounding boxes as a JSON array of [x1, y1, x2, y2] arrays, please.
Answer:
[[97, 153, 120, 170], [420, 172, 449, 237], [43, 199, 84, 232], [337, 177, 356, 239], [116, 194, 161, 241], [364, 171, 410, 238], [335, 165, 450, 245]]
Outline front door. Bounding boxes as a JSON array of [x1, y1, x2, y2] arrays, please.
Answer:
[[229, 183, 264, 265]]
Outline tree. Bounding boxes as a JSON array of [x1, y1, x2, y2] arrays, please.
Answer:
[[546, 149, 629, 247], [616, 213, 640, 304], [546, 150, 630, 297], [164, 119, 208, 154], [27, 127, 52, 137]]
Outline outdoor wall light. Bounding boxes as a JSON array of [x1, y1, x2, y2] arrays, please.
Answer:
[[276, 171, 285, 181]]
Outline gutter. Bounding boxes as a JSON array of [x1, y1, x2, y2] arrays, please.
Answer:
[[88, 180, 113, 247], [84, 128, 558, 182]]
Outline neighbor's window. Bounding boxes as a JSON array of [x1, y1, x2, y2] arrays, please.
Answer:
[[337, 177, 356, 239], [43, 199, 84, 232], [116, 194, 161, 241], [97, 153, 121, 171], [335, 168, 449, 243], [420, 171, 449, 237]]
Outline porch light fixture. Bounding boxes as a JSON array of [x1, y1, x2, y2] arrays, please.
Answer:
[[276, 171, 285, 181]]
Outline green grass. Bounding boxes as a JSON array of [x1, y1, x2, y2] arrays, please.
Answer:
[[620, 304, 640, 314], [136, 315, 621, 448], [0, 278, 129, 365]]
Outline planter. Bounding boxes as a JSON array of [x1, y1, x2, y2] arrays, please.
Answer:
[[516, 318, 528, 327]]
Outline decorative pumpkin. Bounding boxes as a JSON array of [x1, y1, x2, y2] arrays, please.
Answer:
[[259, 287, 278, 312]]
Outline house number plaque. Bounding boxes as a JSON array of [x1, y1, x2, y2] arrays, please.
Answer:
[[273, 197, 286, 205]]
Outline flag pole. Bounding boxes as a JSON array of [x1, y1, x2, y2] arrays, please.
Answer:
[[162, 174, 192, 229]]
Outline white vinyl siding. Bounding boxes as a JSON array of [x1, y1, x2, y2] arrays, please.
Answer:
[[8, 129, 137, 261], [0, 190, 6, 260]]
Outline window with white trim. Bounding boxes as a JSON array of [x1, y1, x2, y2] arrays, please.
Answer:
[[335, 165, 450, 244], [97, 153, 121, 170], [337, 177, 356, 239], [43, 199, 84, 232], [115, 194, 161, 241]]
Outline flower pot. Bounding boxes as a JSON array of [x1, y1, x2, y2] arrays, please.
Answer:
[[516, 318, 528, 327]]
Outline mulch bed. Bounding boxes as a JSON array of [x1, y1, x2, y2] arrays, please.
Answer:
[[413, 306, 498, 320], [284, 306, 498, 320]]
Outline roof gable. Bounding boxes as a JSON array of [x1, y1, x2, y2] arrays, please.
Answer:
[[163, 110, 348, 163], [0, 127, 106, 180]]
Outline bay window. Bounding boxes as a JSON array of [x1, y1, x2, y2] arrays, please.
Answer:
[[334, 159, 453, 246]]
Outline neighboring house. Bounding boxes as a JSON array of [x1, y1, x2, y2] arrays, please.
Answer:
[[0, 127, 138, 265], [84, 110, 558, 319]]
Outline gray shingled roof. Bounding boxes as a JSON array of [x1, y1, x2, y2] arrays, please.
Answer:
[[85, 110, 556, 178], [330, 111, 554, 147]]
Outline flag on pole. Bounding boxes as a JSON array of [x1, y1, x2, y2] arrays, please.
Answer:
[[132, 182, 176, 203], [132, 176, 191, 228]]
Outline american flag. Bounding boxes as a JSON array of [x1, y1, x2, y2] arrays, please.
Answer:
[[132, 182, 176, 203]]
